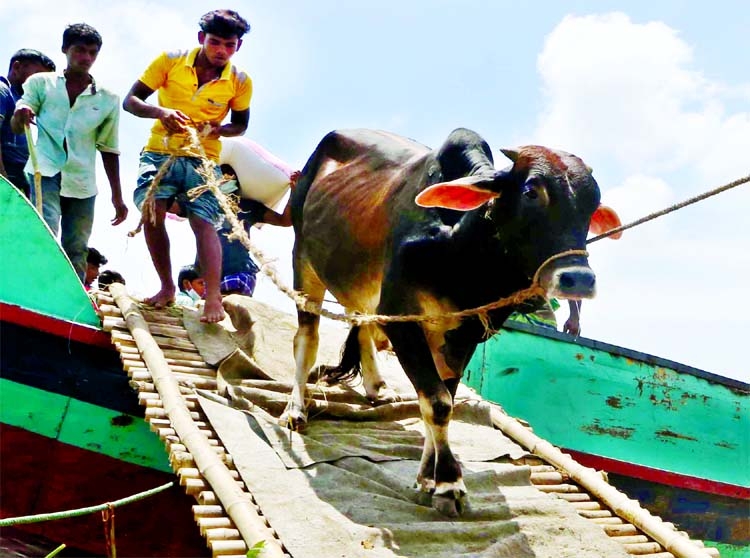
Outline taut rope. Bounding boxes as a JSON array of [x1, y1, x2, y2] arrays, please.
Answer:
[[587, 173, 750, 243]]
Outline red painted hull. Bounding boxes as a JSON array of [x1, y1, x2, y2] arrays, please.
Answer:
[[1, 425, 209, 557]]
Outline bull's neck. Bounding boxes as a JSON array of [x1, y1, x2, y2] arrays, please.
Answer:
[[450, 208, 534, 295]]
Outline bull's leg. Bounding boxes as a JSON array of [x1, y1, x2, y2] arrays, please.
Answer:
[[280, 308, 320, 429], [384, 321, 467, 516], [359, 324, 399, 404], [281, 263, 326, 430]]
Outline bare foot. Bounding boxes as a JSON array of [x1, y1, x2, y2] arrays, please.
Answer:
[[200, 296, 226, 323], [144, 287, 175, 309]]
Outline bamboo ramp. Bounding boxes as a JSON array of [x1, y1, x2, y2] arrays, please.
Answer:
[[98, 285, 718, 558]]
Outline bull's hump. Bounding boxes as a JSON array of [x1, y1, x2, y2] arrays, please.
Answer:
[[340, 129, 431, 164]]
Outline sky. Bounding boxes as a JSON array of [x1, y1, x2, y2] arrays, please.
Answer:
[[1, 1, 748, 383]]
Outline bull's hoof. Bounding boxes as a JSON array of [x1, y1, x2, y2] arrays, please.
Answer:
[[415, 476, 436, 494], [367, 385, 401, 406], [432, 491, 468, 517], [413, 487, 434, 507], [279, 403, 308, 431]]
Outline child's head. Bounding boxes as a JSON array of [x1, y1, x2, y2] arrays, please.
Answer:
[[85, 247, 107, 287], [177, 265, 206, 297], [97, 270, 126, 290]]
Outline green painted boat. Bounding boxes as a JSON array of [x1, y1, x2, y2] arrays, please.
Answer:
[[464, 319, 750, 557], [0, 177, 209, 557], [3, 173, 747, 556]]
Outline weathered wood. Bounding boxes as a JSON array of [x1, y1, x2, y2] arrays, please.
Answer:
[[530, 471, 567, 484], [198, 517, 234, 535], [193, 505, 226, 518], [535, 483, 582, 493], [623, 541, 664, 554], [209, 539, 248, 556], [179, 467, 240, 481], [602, 524, 639, 536], [148, 323, 192, 339], [205, 527, 241, 541]]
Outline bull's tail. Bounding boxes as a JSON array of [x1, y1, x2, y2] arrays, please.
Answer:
[[313, 325, 362, 384]]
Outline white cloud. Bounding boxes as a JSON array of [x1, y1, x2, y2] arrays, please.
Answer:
[[536, 12, 732, 178], [537, 12, 750, 381]]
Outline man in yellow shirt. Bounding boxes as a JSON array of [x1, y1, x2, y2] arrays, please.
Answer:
[[123, 9, 252, 323]]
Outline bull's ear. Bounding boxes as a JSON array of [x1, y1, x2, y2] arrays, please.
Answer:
[[590, 204, 622, 239], [415, 181, 500, 210]]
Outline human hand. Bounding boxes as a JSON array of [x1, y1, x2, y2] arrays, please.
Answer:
[[563, 316, 580, 336], [158, 108, 191, 134], [200, 121, 223, 139], [111, 197, 129, 226], [289, 170, 301, 189], [12, 106, 35, 128]]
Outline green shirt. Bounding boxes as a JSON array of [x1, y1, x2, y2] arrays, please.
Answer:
[[18, 72, 120, 198]]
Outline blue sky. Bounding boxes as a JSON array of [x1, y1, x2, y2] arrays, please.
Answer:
[[1, 1, 748, 382]]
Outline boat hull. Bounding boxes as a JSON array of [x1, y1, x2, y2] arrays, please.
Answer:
[[0, 316, 209, 557], [464, 322, 750, 554]]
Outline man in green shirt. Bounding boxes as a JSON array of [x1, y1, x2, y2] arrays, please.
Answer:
[[11, 23, 127, 282]]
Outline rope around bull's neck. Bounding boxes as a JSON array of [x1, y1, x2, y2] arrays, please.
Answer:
[[169, 127, 571, 327]]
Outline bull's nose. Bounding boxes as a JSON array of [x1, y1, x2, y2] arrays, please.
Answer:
[[548, 266, 596, 299], [559, 270, 595, 291]]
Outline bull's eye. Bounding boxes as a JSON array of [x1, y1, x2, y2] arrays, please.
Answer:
[[521, 179, 549, 206]]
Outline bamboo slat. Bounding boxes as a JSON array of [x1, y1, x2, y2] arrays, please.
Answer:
[[490, 407, 714, 558], [210, 540, 248, 556], [109, 284, 285, 558]]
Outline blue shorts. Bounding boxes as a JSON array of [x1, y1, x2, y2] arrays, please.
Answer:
[[134, 151, 224, 226]]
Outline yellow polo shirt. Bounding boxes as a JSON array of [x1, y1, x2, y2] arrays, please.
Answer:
[[139, 48, 252, 161]]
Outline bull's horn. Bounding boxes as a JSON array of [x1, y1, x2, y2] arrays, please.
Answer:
[[500, 148, 519, 162]]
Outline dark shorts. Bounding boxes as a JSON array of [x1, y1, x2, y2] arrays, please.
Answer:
[[134, 151, 224, 226], [220, 272, 257, 296]]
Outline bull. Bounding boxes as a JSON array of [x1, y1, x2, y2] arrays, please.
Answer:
[[281, 127, 616, 516]]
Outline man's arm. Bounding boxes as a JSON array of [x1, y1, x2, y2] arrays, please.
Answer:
[[563, 300, 582, 336], [100, 151, 128, 226], [204, 107, 249, 139], [122, 80, 191, 133], [257, 170, 300, 227]]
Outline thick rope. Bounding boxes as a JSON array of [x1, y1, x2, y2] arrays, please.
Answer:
[[588, 173, 750, 243], [0, 481, 175, 526], [142, 127, 748, 328], [183, 128, 576, 327]]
